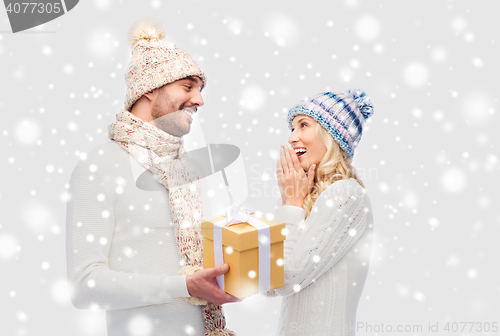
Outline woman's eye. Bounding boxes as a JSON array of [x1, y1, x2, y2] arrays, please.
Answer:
[[291, 123, 307, 132]]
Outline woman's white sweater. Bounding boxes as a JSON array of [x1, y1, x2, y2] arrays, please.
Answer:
[[267, 178, 374, 336]]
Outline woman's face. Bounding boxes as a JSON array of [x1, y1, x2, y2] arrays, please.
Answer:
[[288, 115, 327, 171]]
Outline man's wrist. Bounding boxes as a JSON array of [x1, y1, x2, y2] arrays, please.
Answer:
[[162, 274, 191, 298], [185, 274, 193, 297]]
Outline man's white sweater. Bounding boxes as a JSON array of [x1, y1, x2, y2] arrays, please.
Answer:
[[66, 140, 205, 336]]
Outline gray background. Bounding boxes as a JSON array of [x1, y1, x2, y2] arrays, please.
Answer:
[[1, 0, 499, 335]]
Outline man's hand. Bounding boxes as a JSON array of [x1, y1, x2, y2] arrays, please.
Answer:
[[186, 263, 241, 305]]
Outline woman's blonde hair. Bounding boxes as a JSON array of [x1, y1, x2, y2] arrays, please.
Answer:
[[303, 123, 365, 218]]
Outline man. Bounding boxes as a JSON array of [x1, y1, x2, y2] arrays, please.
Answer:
[[66, 17, 237, 336]]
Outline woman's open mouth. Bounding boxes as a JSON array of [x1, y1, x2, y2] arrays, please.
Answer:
[[295, 147, 307, 160]]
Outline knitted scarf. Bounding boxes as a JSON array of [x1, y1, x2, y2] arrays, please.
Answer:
[[108, 110, 234, 336]]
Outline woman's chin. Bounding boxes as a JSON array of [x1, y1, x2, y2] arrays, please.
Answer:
[[299, 154, 312, 171]]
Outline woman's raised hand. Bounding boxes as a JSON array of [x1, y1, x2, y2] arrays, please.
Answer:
[[276, 145, 315, 207]]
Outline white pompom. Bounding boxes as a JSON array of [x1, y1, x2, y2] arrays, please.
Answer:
[[128, 17, 166, 48]]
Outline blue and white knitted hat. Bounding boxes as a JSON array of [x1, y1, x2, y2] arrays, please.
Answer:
[[287, 89, 374, 160]]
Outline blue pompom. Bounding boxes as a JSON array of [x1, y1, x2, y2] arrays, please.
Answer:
[[346, 89, 374, 120]]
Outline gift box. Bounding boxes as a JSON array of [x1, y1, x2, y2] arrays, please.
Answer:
[[201, 207, 286, 298]]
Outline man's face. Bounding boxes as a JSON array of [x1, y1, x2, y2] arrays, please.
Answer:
[[150, 76, 204, 137]]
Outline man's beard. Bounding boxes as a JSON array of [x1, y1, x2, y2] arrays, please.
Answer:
[[151, 102, 189, 137]]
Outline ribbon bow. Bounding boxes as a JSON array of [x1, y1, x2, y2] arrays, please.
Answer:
[[224, 204, 254, 224]]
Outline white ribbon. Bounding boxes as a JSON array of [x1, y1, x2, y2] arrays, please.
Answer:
[[213, 204, 271, 294]]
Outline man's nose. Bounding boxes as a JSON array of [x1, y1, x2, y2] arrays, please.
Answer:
[[190, 90, 204, 107]]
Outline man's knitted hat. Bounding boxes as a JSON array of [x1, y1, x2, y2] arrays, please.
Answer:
[[287, 90, 374, 160], [124, 17, 207, 111]]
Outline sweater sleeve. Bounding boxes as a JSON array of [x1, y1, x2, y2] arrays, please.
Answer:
[[66, 158, 189, 311], [272, 179, 369, 297]]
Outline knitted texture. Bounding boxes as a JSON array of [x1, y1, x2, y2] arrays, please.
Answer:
[[266, 179, 374, 335], [108, 110, 232, 336], [124, 17, 207, 112], [287, 89, 374, 160]]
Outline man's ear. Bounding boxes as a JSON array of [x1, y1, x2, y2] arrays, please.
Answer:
[[143, 89, 157, 102]]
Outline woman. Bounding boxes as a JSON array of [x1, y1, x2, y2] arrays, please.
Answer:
[[267, 89, 375, 336]]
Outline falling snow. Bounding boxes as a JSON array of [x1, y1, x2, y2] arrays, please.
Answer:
[[1, 1, 499, 335]]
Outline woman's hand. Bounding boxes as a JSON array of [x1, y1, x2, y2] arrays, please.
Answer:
[[276, 145, 316, 207]]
